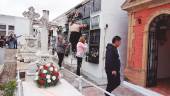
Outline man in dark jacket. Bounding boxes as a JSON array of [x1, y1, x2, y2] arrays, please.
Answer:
[[105, 36, 121, 96]]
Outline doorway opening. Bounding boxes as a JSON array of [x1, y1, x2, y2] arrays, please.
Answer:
[[147, 14, 170, 95]]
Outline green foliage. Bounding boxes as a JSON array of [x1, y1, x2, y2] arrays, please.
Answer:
[[0, 80, 17, 96]]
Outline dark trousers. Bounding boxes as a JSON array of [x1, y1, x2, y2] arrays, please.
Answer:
[[0, 40, 4, 48], [69, 32, 81, 52], [76, 57, 82, 76], [0, 42, 3, 48], [14, 41, 17, 49], [105, 71, 120, 96], [52, 48, 55, 55], [57, 53, 64, 67]]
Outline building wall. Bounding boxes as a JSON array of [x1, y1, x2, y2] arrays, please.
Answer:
[[0, 15, 15, 35], [81, 0, 128, 83], [0, 15, 29, 44], [15, 17, 30, 44], [0, 15, 15, 25], [53, 14, 67, 28], [100, 0, 128, 79], [130, 4, 170, 69], [125, 3, 170, 86], [52, 0, 128, 84]]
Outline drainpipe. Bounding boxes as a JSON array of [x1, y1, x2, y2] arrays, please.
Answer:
[[101, 24, 108, 79]]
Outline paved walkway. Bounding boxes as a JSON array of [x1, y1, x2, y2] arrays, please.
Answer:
[[0, 49, 17, 83], [0, 48, 5, 65], [62, 64, 144, 96]]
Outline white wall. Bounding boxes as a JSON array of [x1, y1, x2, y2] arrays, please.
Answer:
[[157, 30, 170, 79], [0, 15, 30, 44], [53, 14, 67, 29], [0, 15, 15, 35], [100, 0, 128, 79], [0, 15, 15, 25], [15, 17, 30, 44], [82, 0, 128, 83]]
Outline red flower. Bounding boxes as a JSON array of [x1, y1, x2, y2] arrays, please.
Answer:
[[39, 73, 46, 78], [52, 72, 59, 77], [43, 65, 48, 70], [38, 80, 45, 85]]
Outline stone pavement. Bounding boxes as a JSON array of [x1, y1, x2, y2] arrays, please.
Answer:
[[0, 49, 17, 81], [0, 49, 17, 83], [61, 64, 144, 96], [0, 48, 5, 65]]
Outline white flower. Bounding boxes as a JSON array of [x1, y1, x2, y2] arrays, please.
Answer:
[[39, 66, 43, 69], [52, 76, 56, 80], [49, 67, 53, 71], [46, 75, 51, 79], [46, 63, 51, 67], [34, 76, 39, 80], [35, 72, 39, 76], [47, 79, 51, 83], [54, 68, 58, 72], [43, 70, 47, 74]]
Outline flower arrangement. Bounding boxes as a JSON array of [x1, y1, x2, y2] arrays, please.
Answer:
[[34, 63, 60, 88]]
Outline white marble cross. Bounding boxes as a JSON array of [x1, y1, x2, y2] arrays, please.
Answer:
[[23, 6, 40, 36]]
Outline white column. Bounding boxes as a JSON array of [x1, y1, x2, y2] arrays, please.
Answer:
[[6, 25, 8, 36], [40, 26, 48, 54], [53, 28, 57, 36], [29, 20, 33, 36]]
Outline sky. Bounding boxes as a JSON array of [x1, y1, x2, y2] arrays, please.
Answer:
[[0, 0, 83, 20]]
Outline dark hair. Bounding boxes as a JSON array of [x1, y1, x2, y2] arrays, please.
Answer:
[[112, 36, 121, 43]]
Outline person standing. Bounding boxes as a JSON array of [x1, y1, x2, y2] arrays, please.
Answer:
[[13, 34, 17, 49], [5, 36, 9, 48], [105, 36, 121, 96], [8, 34, 14, 49], [69, 20, 86, 53], [0, 36, 4, 48], [56, 34, 66, 69], [76, 36, 87, 76]]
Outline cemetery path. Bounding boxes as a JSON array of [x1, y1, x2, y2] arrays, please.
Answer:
[[0, 48, 5, 65], [0, 49, 17, 96], [0, 49, 17, 83], [62, 63, 144, 96]]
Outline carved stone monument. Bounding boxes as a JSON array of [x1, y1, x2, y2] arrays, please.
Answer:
[[17, 7, 58, 67], [17, 6, 40, 63], [35, 10, 58, 64]]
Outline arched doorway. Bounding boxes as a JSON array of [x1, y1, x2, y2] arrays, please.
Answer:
[[147, 14, 170, 87]]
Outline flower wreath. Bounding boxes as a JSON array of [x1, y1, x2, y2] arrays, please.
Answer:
[[34, 63, 60, 88]]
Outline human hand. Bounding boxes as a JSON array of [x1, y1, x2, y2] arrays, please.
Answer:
[[112, 71, 117, 76]]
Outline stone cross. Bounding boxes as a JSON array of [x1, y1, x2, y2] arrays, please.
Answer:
[[23, 6, 40, 36]]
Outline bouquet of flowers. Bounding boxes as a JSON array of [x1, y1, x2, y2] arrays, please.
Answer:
[[34, 63, 60, 88]]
